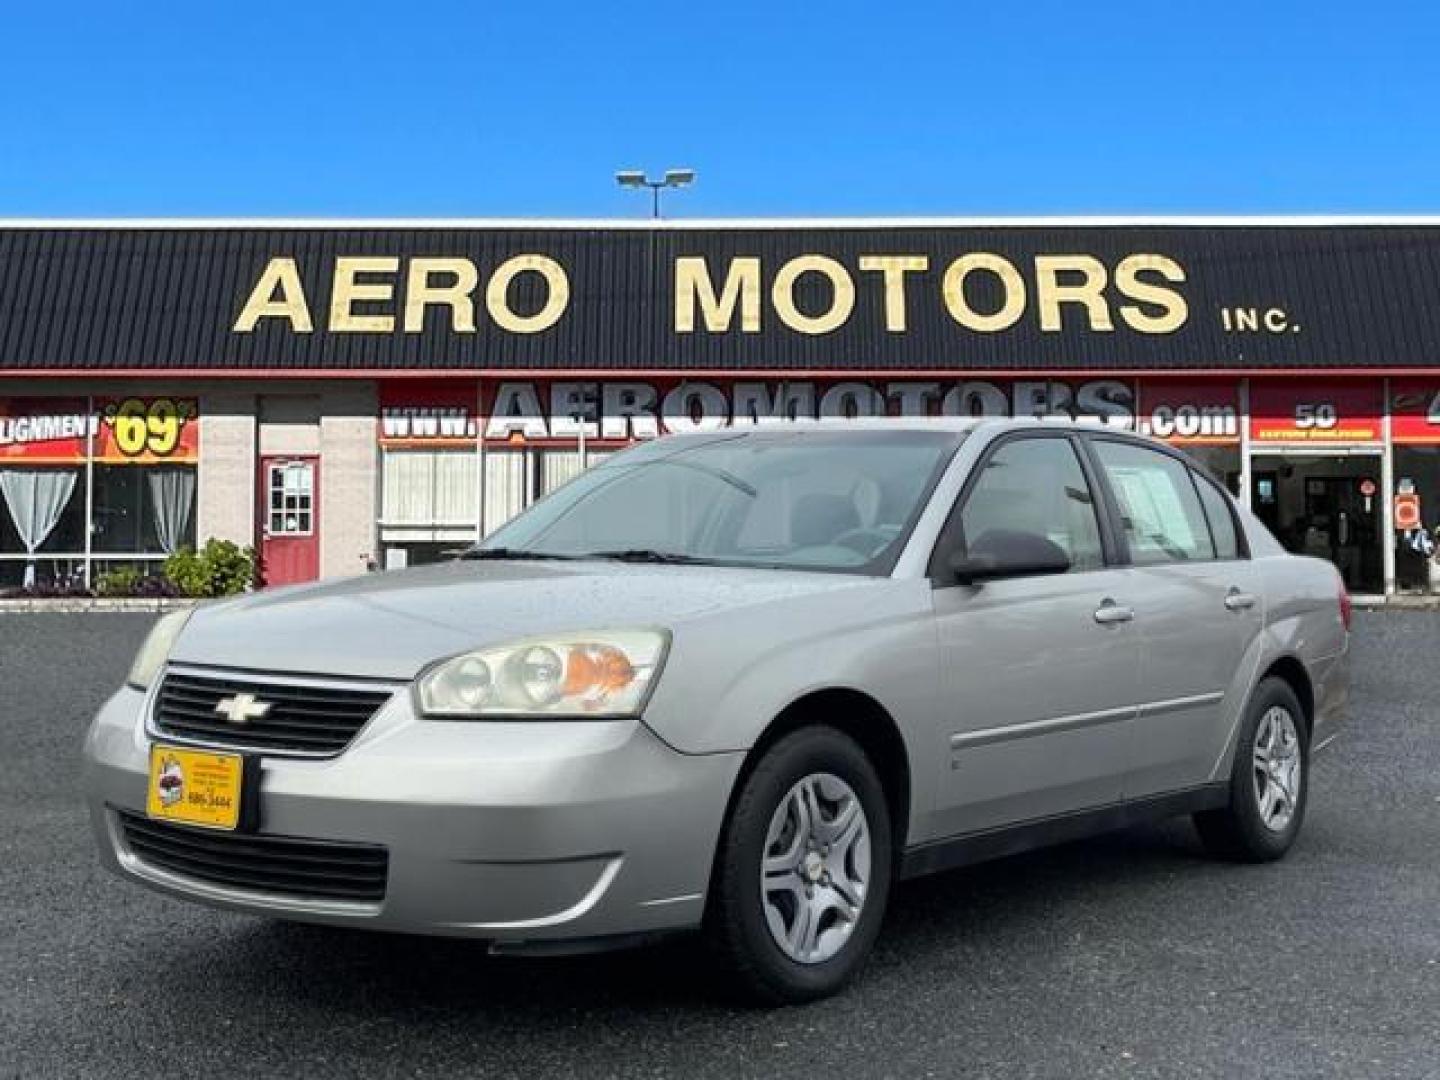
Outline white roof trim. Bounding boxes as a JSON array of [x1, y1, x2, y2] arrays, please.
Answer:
[[4, 214, 1440, 230]]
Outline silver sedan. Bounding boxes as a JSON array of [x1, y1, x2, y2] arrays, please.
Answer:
[[83, 419, 1349, 1003]]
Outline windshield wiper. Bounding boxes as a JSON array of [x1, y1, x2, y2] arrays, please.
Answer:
[[665, 459, 758, 498], [458, 547, 582, 561], [583, 548, 712, 565]]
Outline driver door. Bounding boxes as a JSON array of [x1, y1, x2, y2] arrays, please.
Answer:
[[925, 433, 1141, 839]]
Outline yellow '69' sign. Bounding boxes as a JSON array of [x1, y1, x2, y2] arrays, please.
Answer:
[[99, 397, 200, 463]]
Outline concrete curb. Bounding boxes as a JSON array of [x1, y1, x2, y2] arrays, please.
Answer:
[[0, 598, 199, 614]]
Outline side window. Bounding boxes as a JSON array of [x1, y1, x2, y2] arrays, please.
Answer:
[[1192, 469, 1241, 559], [958, 437, 1105, 572], [1090, 440, 1216, 565]]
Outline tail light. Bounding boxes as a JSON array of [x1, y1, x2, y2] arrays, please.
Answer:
[[1338, 577, 1352, 633]]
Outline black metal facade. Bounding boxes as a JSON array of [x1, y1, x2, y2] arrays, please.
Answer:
[[2, 223, 1439, 374]]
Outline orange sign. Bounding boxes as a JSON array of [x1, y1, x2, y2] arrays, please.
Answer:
[[1390, 381, 1440, 444], [1249, 381, 1382, 444], [1395, 493, 1422, 531], [0, 396, 199, 464]]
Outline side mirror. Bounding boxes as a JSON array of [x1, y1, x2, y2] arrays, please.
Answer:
[[948, 530, 1071, 585]]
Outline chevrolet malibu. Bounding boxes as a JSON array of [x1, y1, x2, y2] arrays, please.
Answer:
[[83, 419, 1349, 1003]]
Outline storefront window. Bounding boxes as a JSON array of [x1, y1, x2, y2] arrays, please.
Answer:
[[0, 397, 199, 591], [91, 464, 197, 555], [0, 467, 86, 587], [1251, 453, 1385, 594], [0, 468, 86, 552], [379, 449, 478, 564], [1394, 446, 1440, 594]]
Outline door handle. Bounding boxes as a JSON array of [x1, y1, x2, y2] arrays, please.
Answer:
[[1224, 589, 1258, 612], [1093, 599, 1135, 625]]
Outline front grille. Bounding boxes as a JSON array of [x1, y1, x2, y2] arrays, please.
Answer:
[[118, 812, 388, 904], [153, 669, 394, 755]]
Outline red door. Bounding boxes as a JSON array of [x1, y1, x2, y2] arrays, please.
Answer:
[[258, 456, 320, 586]]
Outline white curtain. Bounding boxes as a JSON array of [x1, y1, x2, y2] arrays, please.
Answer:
[[147, 468, 196, 554], [0, 469, 79, 587], [382, 450, 478, 525], [540, 450, 586, 494], [484, 450, 528, 532]]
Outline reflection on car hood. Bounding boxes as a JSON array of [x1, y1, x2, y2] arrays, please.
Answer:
[[170, 559, 874, 680]]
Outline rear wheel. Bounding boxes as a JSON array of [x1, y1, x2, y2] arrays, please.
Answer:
[[706, 726, 893, 1004], [1194, 677, 1309, 862]]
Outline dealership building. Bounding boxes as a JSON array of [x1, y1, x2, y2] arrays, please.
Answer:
[[3, 217, 1440, 598]]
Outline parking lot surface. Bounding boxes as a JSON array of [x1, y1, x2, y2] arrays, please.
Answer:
[[2, 610, 1437, 1079]]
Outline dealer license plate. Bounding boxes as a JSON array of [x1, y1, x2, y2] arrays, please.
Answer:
[[146, 745, 243, 830]]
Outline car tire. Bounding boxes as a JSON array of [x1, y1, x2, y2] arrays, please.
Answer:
[[705, 725, 893, 1005], [1193, 677, 1310, 862]]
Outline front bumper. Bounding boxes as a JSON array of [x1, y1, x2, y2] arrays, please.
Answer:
[[82, 681, 744, 944]]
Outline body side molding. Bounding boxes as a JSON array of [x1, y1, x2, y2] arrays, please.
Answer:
[[900, 784, 1229, 880]]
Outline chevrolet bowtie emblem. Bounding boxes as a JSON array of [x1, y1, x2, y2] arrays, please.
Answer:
[[213, 692, 272, 725]]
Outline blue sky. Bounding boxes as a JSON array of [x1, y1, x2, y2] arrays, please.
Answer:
[[1, 1, 1436, 217]]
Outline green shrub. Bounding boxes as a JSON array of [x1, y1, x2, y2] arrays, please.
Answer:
[[161, 548, 208, 597], [95, 566, 143, 598], [91, 566, 182, 599], [163, 539, 256, 598]]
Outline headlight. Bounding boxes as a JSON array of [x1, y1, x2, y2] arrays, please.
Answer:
[[126, 609, 194, 690], [415, 629, 670, 719]]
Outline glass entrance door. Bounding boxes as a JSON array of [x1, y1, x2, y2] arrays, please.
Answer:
[[1250, 453, 1383, 593]]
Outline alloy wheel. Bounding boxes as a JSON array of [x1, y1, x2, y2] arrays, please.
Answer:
[[760, 772, 872, 964], [1252, 706, 1303, 832]]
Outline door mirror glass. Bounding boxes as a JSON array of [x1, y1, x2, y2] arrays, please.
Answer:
[[949, 530, 1072, 584]]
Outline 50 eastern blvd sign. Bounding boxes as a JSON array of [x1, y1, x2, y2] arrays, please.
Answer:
[[233, 251, 1189, 338]]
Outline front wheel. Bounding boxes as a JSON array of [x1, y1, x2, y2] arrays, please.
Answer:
[[1194, 677, 1309, 862], [706, 726, 893, 1004]]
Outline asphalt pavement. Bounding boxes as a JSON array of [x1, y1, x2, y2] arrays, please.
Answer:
[[1, 610, 1436, 1079]]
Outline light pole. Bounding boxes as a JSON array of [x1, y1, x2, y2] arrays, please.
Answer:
[[615, 168, 696, 218]]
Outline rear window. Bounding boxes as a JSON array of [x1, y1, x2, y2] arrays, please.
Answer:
[[1192, 471, 1242, 559], [1091, 440, 1216, 564]]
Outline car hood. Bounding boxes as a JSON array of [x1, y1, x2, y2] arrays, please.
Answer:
[[170, 559, 878, 680]]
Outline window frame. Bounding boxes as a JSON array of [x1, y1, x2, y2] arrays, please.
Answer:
[[88, 461, 199, 557], [1187, 464, 1251, 561], [267, 461, 316, 538], [927, 430, 1122, 587], [1078, 432, 1252, 567]]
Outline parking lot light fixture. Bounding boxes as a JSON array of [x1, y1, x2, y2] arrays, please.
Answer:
[[614, 168, 696, 218]]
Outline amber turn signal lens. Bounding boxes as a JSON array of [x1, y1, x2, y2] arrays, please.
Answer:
[[562, 644, 636, 698]]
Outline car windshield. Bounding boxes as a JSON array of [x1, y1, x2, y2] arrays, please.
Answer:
[[470, 429, 964, 574]]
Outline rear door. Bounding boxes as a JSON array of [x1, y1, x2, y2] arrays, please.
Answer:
[[927, 432, 1141, 838], [1084, 437, 1263, 797]]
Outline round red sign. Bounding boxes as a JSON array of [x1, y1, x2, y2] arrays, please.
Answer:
[[1359, 479, 1377, 497], [1396, 493, 1422, 531]]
